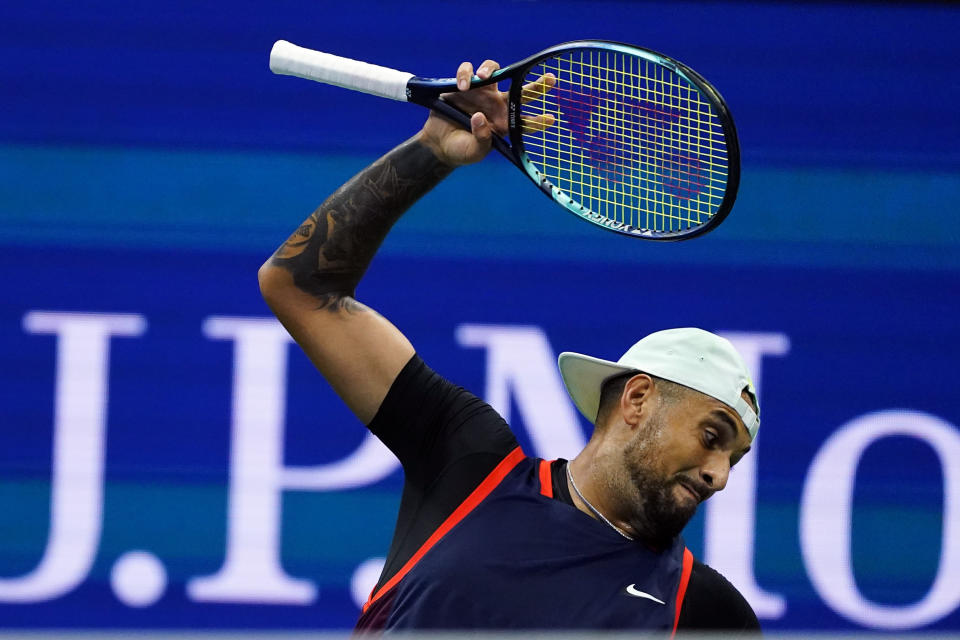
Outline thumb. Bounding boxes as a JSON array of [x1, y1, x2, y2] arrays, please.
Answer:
[[471, 112, 492, 142]]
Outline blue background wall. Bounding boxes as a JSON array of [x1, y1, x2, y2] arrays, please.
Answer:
[[2, 0, 959, 631]]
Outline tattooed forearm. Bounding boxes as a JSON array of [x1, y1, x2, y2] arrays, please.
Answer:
[[269, 136, 453, 311]]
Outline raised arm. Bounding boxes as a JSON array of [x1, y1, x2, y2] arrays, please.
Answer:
[[258, 60, 508, 424]]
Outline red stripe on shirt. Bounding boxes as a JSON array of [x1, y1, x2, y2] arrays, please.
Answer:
[[538, 459, 554, 497], [362, 445, 526, 613], [670, 547, 695, 637]]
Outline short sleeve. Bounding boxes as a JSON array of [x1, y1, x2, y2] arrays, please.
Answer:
[[365, 355, 521, 594], [367, 354, 519, 489]]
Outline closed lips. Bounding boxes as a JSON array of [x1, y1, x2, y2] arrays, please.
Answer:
[[678, 480, 703, 502]]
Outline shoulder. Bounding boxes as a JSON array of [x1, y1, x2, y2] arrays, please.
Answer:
[[368, 354, 518, 484], [677, 559, 761, 631], [371, 354, 501, 429]]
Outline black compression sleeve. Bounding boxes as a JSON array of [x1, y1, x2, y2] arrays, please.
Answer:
[[678, 561, 761, 632]]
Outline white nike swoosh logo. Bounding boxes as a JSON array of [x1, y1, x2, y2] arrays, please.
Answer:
[[625, 584, 666, 605]]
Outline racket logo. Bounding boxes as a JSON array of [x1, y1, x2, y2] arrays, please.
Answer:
[[555, 86, 701, 198]]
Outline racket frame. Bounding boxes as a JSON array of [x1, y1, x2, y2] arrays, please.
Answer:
[[405, 41, 739, 241]]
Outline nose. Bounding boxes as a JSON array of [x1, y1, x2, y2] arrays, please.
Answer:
[[700, 451, 731, 492]]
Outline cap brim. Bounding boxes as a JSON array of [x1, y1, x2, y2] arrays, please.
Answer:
[[558, 352, 638, 424]]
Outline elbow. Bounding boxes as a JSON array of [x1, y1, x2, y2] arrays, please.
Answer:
[[257, 259, 274, 291], [258, 260, 356, 312], [258, 260, 289, 310]]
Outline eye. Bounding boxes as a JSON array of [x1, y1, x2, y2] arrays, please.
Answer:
[[702, 428, 719, 448]]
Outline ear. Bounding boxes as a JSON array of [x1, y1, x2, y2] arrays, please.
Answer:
[[620, 374, 654, 427]]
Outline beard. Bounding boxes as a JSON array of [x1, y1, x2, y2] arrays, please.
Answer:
[[621, 411, 699, 549]]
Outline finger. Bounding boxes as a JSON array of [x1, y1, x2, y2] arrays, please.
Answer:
[[521, 73, 556, 104], [457, 61, 474, 91], [520, 113, 556, 134], [476, 59, 501, 80], [471, 111, 492, 142]]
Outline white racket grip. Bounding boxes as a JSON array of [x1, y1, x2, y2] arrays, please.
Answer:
[[270, 40, 414, 102]]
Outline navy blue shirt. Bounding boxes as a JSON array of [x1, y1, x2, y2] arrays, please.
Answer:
[[357, 355, 760, 633]]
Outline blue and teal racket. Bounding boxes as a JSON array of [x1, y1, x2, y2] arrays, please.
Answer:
[[270, 40, 739, 240]]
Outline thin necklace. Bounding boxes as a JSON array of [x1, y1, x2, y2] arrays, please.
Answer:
[[566, 463, 634, 540]]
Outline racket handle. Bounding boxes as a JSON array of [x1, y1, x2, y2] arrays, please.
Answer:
[[269, 40, 414, 102]]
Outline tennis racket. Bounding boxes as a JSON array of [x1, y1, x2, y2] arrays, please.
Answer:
[[269, 40, 739, 240]]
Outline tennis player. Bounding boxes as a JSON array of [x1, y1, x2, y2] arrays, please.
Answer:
[[259, 59, 760, 633]]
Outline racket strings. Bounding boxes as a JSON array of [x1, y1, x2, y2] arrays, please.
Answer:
[[519, 91, 729, 168], [520, 122, 730, 172], [521, 118, 729, 167], [518, 48, 729, 233]]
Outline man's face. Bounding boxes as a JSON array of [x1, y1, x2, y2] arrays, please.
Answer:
[[621, 387, 753, 548]]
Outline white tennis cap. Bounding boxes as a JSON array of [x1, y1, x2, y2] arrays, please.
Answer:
[[558, 328, 760, 440]]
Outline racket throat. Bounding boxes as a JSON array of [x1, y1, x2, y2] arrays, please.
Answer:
[[408, 88, 519, 168]]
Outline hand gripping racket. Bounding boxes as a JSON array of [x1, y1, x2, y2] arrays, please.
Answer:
[[270, 40, 740, 240]]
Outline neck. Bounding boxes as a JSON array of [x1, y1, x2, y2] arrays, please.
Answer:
[[567, 447, 639, 540]]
